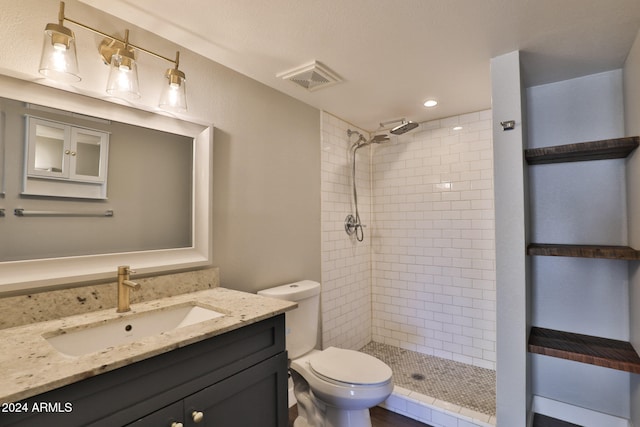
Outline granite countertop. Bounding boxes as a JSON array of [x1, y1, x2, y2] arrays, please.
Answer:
[[0, 287, 296, 404]]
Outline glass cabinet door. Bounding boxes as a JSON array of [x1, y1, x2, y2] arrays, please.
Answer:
[[71, 127, 109, 182], [27, 117, 69, 179], [26, 117, 109, 184]]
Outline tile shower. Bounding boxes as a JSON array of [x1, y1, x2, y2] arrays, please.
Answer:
[[320, 110, 496, 425]]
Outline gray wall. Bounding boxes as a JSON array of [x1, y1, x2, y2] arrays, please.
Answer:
[[210, 68, 321, 292], [0, 0, 321, 294]]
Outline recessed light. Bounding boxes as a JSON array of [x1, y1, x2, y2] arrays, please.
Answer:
[[423, 99, 438, 108], [453, 126, 463, 131]]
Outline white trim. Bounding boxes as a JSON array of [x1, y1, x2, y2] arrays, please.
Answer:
[[527, 409, 535, 427], [0, 75, 213, 294], [532, 395, 631, 427]]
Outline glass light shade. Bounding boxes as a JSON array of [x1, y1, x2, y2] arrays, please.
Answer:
[[38, 24, 81, 83], [159, 69, 187, 113], [106, 53, 141, 99]]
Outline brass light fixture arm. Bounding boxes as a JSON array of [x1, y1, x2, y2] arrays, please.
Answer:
[[56, 1, 179, 68]]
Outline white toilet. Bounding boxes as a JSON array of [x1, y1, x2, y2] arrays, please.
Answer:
[[258, 280, 393, 427]]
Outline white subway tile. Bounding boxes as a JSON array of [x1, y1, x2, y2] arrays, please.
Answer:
[[322, 110, 495, 368]]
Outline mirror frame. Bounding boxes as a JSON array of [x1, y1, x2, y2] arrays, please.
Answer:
[[0, 75, 212, 294]]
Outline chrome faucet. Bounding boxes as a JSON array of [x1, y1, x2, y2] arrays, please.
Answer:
[[117, 265, 140, 313]]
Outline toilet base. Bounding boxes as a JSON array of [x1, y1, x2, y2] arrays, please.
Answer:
[[292, 369, 374, 427], [288, 376, 297, 408], [294, 407, 372, 427], [324, 407, 372, 427]]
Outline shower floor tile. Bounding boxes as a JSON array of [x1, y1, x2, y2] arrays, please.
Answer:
[[361, 342, 496, 417]]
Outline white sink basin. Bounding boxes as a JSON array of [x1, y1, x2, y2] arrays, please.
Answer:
[[44, 303, 225, 357]]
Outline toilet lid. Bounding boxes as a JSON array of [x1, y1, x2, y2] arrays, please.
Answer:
[[309, 347, 392, 385]]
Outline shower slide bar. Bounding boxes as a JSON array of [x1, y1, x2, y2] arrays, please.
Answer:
[[345, 128, 394, 242], [14, 208, 114, 217]]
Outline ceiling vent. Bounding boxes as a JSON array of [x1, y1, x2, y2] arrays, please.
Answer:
[[277, 60, 342, 92]]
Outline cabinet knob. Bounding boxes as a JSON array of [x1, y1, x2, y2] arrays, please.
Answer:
[[65, 150, 71, 155], [70, 151, 77, 156], [192, 411, 204, 423], [171, 423, 184, 427]]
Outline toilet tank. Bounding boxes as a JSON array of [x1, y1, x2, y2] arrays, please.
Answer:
[[258, 280, 320, 359]]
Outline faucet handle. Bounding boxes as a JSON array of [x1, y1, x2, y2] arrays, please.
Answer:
[[117, 265, 136, 275], [123, 280, 141, 290]]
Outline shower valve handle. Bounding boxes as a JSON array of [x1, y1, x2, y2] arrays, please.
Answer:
[[344, 214, 366, 238]]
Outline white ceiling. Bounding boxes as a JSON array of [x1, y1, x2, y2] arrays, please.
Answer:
[[80, 0, 640, 132]]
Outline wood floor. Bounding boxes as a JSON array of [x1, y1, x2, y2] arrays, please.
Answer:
[[532, 413, 582, 427], [288, 404, 432, 427]]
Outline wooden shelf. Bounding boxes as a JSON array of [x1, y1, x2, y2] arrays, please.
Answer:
[[528, 327, 640, 374], [532, 413, 581, 427], [527, 243, 640, 260], [525, 136, 639, 165]]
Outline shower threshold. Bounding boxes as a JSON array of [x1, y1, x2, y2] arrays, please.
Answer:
[[361, 342, 496, 427]]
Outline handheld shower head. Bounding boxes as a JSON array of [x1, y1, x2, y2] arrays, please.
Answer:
[[390, 120, 419, 135], [370, 134, 390, 143], [353, 134, 390, 151], [348, 129, 390, 149]]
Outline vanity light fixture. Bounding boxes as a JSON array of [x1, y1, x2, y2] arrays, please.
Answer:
[[158, 52, 188, 112], [103, 30, 140, 99], [38, 2, 80, 83], [38, 1, 188, 112]]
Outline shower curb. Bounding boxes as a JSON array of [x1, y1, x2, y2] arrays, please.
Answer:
[[379, 385, 496, 427]]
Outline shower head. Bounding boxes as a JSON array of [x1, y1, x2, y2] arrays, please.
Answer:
[[390, 120, 419, 135], [348, 129, 390, 149], [369, 134, 390, 144], [353, 134, 390, 151]]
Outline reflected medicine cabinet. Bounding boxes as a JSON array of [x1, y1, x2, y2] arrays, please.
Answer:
[[24, 116, 109, 199]]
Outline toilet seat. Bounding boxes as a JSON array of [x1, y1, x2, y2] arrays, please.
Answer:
[[309, 347, 392, 386]]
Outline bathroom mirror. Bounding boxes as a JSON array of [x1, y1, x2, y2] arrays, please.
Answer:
[[0, 110, 4, 195], [0, 75, 212, 294]]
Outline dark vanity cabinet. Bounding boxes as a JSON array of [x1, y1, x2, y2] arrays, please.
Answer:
[[129, 354, 285, 427], [3, 315, 288, 427]]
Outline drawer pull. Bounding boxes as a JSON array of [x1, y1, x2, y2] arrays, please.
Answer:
[[192, 411, 204, 423]]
